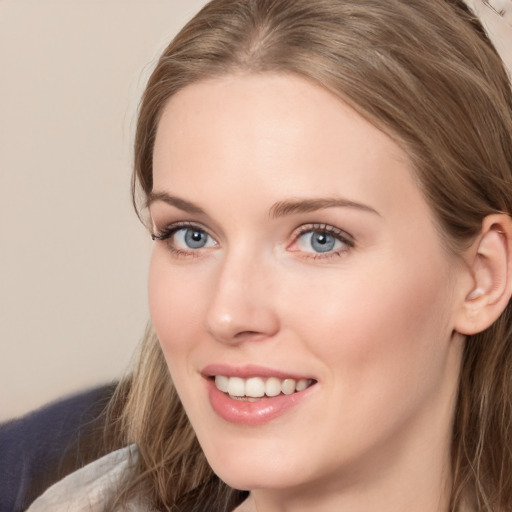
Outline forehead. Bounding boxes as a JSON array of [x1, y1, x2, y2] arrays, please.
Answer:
[[152, 73, 422, 220]]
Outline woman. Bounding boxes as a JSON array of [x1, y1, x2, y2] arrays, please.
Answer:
[[27, 0, 512, 511]]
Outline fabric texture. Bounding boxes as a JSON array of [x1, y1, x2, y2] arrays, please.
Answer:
[[0, 385, 115, 511], [25, 445, 149, 512]]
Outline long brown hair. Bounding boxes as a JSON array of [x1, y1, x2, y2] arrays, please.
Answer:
[[107, 1, 512, 510]]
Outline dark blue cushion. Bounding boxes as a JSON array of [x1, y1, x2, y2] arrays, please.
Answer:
[[0, 384, 115, 512]]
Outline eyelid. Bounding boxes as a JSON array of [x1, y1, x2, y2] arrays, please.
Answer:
[[151, 221, 212, 241], [291, 223, 354, 244], [151, 221, 354, 260], [288, 223, 355, 258], [151, 221, 218, 260]]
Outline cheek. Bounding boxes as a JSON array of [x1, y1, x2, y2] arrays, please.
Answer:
[[148, 251, 206, 359], [278, 256, 457, 454], [285, 252, 454, 389]]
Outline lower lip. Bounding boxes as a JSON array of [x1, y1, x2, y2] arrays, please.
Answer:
[[206, 378, 315, 426]]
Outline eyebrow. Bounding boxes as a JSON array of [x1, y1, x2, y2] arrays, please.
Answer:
[[147, 191, 379, 218], [146, 191, 206, 215], [269, 198, 380, 218]]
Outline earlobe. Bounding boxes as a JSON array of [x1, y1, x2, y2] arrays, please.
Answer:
[[455, 214, 512, 336]]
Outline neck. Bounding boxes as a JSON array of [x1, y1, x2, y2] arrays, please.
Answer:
[[237, 448, 453, 512]]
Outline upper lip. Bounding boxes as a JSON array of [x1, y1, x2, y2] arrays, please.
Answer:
[[201, 363, 316, 381]]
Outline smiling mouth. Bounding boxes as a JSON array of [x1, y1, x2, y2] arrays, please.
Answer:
[[214, 375, 316, 400]]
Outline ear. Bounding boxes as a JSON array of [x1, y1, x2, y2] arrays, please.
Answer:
[[454, 214, 512, 336]]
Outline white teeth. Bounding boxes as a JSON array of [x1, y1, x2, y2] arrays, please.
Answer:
[[245, 377, 265, 397], [282, 378, 296, 395], [296, 379, 309, 391], [214, 375, 314, 397], [215, 375, 229, 393], [265, 377, 282, 397], [227, 377, 245, 397]]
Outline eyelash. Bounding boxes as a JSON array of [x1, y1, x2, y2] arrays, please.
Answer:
[[151, 222, 355, 260], [290, 223, 355, 260], [151, 222, 213, 258]]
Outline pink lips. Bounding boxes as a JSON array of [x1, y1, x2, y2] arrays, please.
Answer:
[[202, 364, 316, 426]]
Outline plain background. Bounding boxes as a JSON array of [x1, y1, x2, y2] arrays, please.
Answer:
[[0, 0, 209, 421]]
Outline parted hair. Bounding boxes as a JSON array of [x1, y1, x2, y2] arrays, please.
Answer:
[[106, 1, 512, 510]]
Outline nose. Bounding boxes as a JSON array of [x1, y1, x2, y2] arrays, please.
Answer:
[[204, 253, 280, 345]]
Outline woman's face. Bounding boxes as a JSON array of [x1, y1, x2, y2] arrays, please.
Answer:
[[148, 74, 466, 497]]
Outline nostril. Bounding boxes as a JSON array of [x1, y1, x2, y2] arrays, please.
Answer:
[[234, 331, 260, 338]]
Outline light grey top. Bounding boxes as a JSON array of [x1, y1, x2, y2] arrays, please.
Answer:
[[26, 445, 151, 512]]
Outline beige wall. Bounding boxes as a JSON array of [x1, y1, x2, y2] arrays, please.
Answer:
[[0, 0, 208, 421]]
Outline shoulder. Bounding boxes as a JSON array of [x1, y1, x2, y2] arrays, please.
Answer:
[[26, 445, 147, 512]]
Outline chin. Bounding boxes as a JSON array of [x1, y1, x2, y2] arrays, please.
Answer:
[[199, 436, 314, 492], [213, 465, 298, 492]]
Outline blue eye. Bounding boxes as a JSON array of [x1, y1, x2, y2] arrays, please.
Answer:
[[177, 228, 210, 249], [292, 225, 353, 256], [310, 232, 337, 252], [297, 231, 343, 253], [171, 227, 216, 250], [152, 224, 216, 254]]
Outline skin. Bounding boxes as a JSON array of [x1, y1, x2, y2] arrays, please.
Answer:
[[148, 73, 469, 512]]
